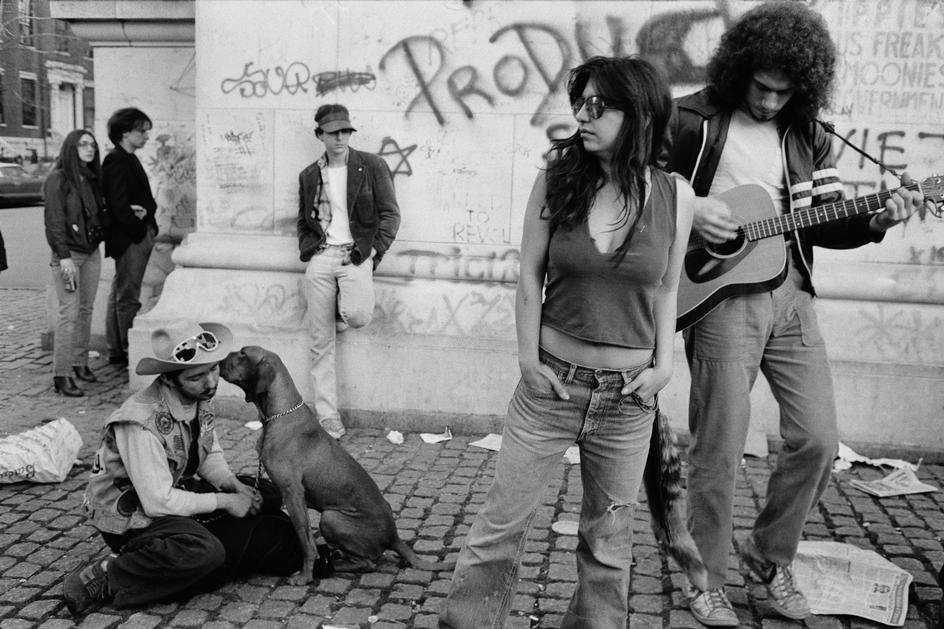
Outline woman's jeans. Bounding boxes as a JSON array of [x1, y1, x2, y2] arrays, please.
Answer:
[[439, 349, 656, 629], [51, 249, 101, 377], [303, 244, 374, 424]]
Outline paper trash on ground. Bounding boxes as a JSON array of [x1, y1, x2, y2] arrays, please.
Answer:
[[793, 541, 912, 626], [563, 446, 580, 464], [386, 430, 404, 445], [420, 427, 453, 444], [470, 434, 503, 451], [848, 466, 938, 498], [244, 420, 262, 431], [833, 442, 917, 472]]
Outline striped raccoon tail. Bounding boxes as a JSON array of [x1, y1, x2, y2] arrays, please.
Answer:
[[644, 410, 708, 592]]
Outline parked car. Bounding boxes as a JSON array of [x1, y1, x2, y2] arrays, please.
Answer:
[[0, 163, 45, 205]]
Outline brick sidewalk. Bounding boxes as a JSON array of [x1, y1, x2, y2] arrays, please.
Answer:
[[1, 287, 942, 628]]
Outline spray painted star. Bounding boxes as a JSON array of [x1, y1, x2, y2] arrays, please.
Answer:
[[376, 136, 417, 178]]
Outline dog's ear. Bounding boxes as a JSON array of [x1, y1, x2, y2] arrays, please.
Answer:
[[254, 356, 277, 401]]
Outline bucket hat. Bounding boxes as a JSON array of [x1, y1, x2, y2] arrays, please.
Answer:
[[135, 321, 236, 375]]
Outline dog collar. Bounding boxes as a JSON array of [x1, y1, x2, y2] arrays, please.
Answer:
[[263, 400, 305, 424]]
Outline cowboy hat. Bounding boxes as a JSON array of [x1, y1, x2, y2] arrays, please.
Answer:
[[135, 321, 236, 376]]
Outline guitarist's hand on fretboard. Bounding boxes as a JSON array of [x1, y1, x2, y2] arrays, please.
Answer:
[[869, 171, 924, 233], [692, 196, 740, 244]]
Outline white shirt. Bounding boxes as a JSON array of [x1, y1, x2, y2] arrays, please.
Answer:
[[708, 108, 787, 213], [324, 165, 354, 245]]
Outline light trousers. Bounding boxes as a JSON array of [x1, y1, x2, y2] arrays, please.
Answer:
[[684, 259, 839, 588], [303, 245, 374, 422], [51, 248, 101, 377]]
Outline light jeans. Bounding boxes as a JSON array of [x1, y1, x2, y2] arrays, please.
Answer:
[[439, 349, 656, 629], [303, 245, 374, 423], [684, 257, 838, 588], [105, 230, 154, 359], [51, 249, 101, 377]]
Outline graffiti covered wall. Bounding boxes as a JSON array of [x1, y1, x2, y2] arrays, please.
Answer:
[[158, 0, 944, 443]]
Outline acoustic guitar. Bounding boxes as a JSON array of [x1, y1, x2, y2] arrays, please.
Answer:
[[676, 175, 944, 331]]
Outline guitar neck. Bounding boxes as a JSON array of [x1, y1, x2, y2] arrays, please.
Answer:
[[743, 180, 919, 241]]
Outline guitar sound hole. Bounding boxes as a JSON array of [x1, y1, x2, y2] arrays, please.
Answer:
[[706, 234, 746, 259]]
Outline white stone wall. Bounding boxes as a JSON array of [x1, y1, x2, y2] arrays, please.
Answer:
[[125, 0, 944, 448]]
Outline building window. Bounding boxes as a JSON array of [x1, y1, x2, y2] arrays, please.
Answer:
[[21, 76, 37, 127], [83, 86, 94, 129], [18, 0, 34, 47], [55, 20, 71, 54]]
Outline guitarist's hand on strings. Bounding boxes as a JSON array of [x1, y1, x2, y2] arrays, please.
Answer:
[[870, 172, 923, 233], [692, 196, 739, 243]]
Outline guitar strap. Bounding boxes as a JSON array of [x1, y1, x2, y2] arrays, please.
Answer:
[[816, 119, 901, 180]]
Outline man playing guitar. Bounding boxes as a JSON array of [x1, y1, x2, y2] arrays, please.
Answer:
[[658, 2, 925, 626]]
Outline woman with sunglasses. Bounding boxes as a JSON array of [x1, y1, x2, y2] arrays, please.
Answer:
[[440, 56, 693, 628], [44, 129, 107, 397]]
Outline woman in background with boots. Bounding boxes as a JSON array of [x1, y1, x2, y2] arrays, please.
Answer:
[[44, 129, 106, 396]]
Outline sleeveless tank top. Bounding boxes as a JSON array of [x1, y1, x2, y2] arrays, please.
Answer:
[[541, 168, 678, 349]]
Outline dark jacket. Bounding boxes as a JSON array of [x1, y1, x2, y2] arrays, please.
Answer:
[[43, 168, 106, 258], [296, 148, 400, 269], [102, 145, 158, 259], [658, 88, 882, 295]]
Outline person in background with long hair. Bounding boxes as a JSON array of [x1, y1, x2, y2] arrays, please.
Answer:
[[44, 129, 107, 397], [439, 55, 694, 628]]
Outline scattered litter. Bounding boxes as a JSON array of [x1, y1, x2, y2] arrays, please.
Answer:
[[469, 433, 502, 451], [420, 427, 453, 444], [848, 466, 938, 498], [551, 520, 579, 535], [793, 541, 912, 626], [386, 430, 404, 445], [833, 442, 917, 473], [563, 446, 580, 464], [244, 420, 262, 431], [0, 418, 83, 484], [88, 350, 100, 358]]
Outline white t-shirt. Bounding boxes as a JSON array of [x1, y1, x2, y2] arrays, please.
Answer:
[[324, 165, 354, 245], [708, 108, 787, 213]]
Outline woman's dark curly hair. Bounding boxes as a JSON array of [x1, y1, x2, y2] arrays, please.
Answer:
[[707, 1, 836, 125], [543, 55, 671, 260]]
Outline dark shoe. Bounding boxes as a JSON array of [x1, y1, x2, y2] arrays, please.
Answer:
[[63, 555, 111, 615], [108, 353, 128, 366], [72, 365, 97, 383], [53, 376, 83, 397]]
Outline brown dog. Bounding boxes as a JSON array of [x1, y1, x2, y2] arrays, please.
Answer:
[[219, 346, 454, 582]]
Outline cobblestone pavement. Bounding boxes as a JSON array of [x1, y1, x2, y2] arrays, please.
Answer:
[[1, 286, 943, 628]]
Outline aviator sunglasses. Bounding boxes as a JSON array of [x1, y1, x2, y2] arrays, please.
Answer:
[[172, 331, 220, 363], [571, 95, 617, 120]]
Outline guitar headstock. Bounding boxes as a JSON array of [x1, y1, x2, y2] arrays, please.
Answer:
[[921, 175, 944, 217]]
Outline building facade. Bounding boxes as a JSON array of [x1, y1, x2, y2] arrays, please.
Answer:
[[51, 0, 944, 453], [0, 0, 93, 162]]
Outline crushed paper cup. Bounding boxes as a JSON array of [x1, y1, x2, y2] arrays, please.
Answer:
[[420, 427, 453, 444], [563, 446, 580, 464], [552, 520, 579, 535], [387, 430, 404, 445], [469, 434, 503, 451]]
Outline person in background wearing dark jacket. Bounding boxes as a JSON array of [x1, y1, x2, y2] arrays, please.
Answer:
[[658, 3, 924, 625], [296, 104, 400, 439], [44, 129, 107, 397], [102, 107, 158, 367]]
